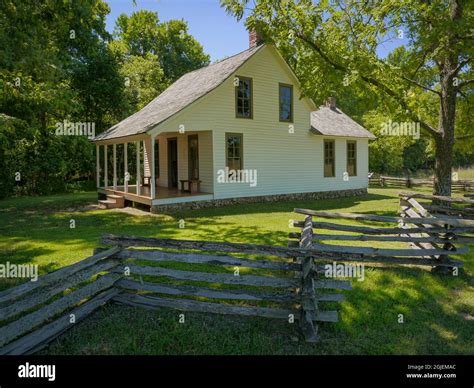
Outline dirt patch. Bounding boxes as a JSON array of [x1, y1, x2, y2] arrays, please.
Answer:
[[64, 204, 99, 212], [110, 207, 161, 217]]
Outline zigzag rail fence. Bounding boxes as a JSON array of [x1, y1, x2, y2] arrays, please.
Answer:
[[369, 175, 474, 192], [288, 199, 474, 338], [1, 198, 473, 353]]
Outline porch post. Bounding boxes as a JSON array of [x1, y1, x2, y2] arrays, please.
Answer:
[[136, 141, 141, 196], [96, 144, 100, 188], [113, 143, 117, 190], [124, 142, 128, 193], [104, 145, 108, 188], [150, 136, 156, 199]]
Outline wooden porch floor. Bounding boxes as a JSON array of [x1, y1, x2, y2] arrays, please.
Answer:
[[99, 185, 212, 206]]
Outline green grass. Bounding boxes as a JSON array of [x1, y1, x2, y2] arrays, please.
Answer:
[[403, 167, 474, 180], [456, 166, 474, 180], [0, 189, 472, 355]]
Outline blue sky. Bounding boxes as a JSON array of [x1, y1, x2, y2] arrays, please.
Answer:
[[105, 0, 406, 61]]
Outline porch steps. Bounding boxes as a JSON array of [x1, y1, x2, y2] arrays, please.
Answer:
[[99, 194, 125, 209]]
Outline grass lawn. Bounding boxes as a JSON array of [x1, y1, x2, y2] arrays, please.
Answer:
[[0, 188, 472, 355], [457, 166, 474, 180], [406, 166, 474, 180]]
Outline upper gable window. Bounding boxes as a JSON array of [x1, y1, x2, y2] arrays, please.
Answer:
[[235, 76, 253, 119], [279, 83, 293, 122]]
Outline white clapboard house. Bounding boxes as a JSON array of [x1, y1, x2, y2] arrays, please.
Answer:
[[92, 31, 375, 211]]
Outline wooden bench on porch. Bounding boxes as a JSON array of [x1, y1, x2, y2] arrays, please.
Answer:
[[179, 179, 202, 193]]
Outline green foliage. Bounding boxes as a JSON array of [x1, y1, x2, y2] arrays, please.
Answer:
[[0, 3, 210, 198], [1, 189, 472, 355], [221, 0, 474, 186], [70, 42, 127, 129], [0, 0, 121, 198], [121, 53, 165, 110], [112, 10, 210, 110], [363, 110, 411, 174]]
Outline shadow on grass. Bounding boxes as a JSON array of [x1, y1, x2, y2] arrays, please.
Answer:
[[330, 266, 473, 355], [40, 264, 473, 355], [162, 192, 396, 219], [2, 189, 472, 355], [0, 245, 58, 292]]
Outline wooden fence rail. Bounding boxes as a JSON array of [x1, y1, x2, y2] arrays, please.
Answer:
[[287, 207, 468, 341], [369, 175, 474, 192], [101, 234, 347, 344], [0, 247, 121, 355], [399, 191, 474, 220], [2, 198, 472, 354], [0, 234, 353, 353], [399, 192, 474, 271], [289, 207, 473, 269]]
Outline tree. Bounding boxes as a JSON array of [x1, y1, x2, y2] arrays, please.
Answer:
[[0, 0, 124, 196], [71, 41, 127, 131], [221, 0, 473, 196], [112, 11, 210, 112], [116, 50, 165, 111]]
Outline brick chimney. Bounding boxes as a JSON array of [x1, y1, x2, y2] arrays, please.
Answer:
[[326, 96, 337, 110], [249, 29, 264, 48]]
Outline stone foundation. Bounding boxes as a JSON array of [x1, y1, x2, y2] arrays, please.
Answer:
[[151, 188, 368, 213]]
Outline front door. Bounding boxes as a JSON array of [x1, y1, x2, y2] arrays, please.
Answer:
[[188, 135, 199, 180], [168, 138, 178, 188]]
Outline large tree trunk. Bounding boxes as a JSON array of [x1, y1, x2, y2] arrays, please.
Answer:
[[433, 65, 456, 197], [433, 132, 454, 197], [433, 78, 456, 197], [433, 0, 460, 197]]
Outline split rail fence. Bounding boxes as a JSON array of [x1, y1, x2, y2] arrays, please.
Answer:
[[0, 246, 121, 355], [369, 175, 474, 192], [287, 199, 474, 336], [288, 208, 473, 270], [399, 192, 474, 269], [1, 198, 473, 354], [400, 191, 474, 220], [100, 234, 349, 344], [0, 234, 352, 353]]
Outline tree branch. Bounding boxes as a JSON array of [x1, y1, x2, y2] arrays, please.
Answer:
[[399, 75, 441, 95], [452, 57, 471, 75], [294, 31, 440, 136], [457, 79, 474, 89], [455, 134, 474, 140]]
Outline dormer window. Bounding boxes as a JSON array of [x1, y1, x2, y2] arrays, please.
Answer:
[[279, 83, 293, 122], [235, 76, 253, 119]]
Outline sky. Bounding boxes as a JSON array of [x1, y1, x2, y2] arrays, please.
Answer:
[[105, 0, 407, 61]]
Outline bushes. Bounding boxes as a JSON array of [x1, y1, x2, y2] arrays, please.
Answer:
[[0, 117, 95, 198]]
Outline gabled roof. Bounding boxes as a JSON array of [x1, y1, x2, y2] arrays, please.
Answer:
[[310, 106, 376, 139], [93, 45, 265, 142]]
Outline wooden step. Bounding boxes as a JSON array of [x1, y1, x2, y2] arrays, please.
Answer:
[[106, 194, 125, 207], [107, 194, 123, 199], [98, 199, 123, 209]]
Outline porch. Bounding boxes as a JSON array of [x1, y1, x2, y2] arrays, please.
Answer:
[[98, 185, 214, 206], [94, 131, 214, 208]]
